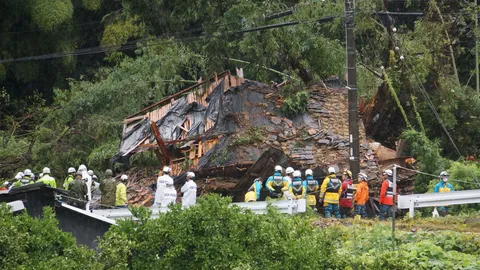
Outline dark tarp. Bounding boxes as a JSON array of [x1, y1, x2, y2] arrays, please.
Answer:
[[115, 118, 152, 157], [154, 97, 207, 141]]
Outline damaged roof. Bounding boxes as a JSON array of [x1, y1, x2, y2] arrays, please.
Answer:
[[114, 70, 381, 182]]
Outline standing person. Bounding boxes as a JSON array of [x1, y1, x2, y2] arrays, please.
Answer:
[[354, 173, 369, 218], [22, 170, 34, 184], [99, 169, 117, 208], [379, 169, 394, 220], [69, 171, 88, 209], [303, 169, 319, 209], [14, 172, 33, 187], [319, 167, 342, 218], [38, 167, 56, 188], [181, 172, 197, 208], [433, 171, 454, 217], [154, 166, 173, 206], [266, 165, 289, 199], [339, 170, 355, 219], [245, 177, 263, 202], [78, 164, 92, 210], [284, 167, 294, 185], [116, 175, 128, 208], [63, 167, 76, 190], [289, 170, 306, 200], [161, 178, 177, 207]]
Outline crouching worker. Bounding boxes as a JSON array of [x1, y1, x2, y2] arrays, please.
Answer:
[[245, 178, 262, 202], [354, 173, 369, 218], [289, 170, 305, 200], [266, 165, 289, 199], [69, 171, 88, 209]]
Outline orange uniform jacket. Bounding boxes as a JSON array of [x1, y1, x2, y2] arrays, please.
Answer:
[[379, 180, 394, 206], [354, 181, 369, 205]]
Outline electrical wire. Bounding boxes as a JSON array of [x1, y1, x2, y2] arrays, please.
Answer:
[[0, 15, 341, 64], [396, 166, 480, 187], [373, 7, 463, 158]]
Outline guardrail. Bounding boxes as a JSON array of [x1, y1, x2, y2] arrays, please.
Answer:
[[60, 199, 307, 223], [397, 189, 480, 217], [7, 200, 25, 212]]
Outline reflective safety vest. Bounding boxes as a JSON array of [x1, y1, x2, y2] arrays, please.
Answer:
[[303, 176, 318, 206], [270, 175, 285, 193], [291, 178, 303, 195], [326, 178, 341, 193], [386, 181, 394, 198], [339, 179, 355, 208]]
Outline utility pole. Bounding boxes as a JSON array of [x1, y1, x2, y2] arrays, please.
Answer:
[[345, 0, 360, 177], [475, 0, 479, 93]]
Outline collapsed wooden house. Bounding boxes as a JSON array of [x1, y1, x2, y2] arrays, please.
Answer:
[[114, 70, 415, 202]]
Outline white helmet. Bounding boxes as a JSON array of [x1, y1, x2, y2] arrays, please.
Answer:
[[78, 164, 87, 172], [87, 170, 94, 176], [42, 167, 51, 174], [187, 172, 195, 179], [24, 169, 32, 176], [293, 170, 301, 178], [274, 165, 283, 172], [120, 174, 128, 181], [305, 169, 313, 176], [163, 166, 172, 174], [385, 169, 393, 176], [165, 178, 174, 186], [68, 167, 76, 174], [286, 167, 294, 174], [440, 171, 449, 177], [328, 167, 336, 174], [358, 172, 368, 181], [39, 173, 44, 178], [17, 172, 25, 178], [15, 173, 22, 180]]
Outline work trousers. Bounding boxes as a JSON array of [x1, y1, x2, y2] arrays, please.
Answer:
[[325, 203, 341, 218], [354, 204, 367, 218], [339, 206, 353, 219], [379, 204, 392, 220]]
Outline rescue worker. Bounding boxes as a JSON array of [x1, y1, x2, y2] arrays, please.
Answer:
[[99, 169, 117, 208], [379, 169, 394, 220], [69, 171, 88, 209], [245, 177, 262, 202], [154, 166, 173, 206], [339, 169, 355, 218], [266, 165, 289, 199], [161, 178, 177, 207], [78, 164, 92, 209], [285, 167, 294, 185], [354, 172, 369, 218], [433, 171, 454, 216], [22, 169, 34, 184], [38, 167, 56, 188], [63, 167, 76, 190], [14, 171, 33, 187], [116, 175, 128, 208], [303, 169, 319, 209], [289, 170, 306, 200], [181, 172, 197, 208], [319, 167, 342, 218]]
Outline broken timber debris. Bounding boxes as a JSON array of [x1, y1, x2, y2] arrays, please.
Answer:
[[113, 70, 417, 203]]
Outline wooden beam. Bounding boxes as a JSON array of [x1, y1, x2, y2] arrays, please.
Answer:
[[150, 121, 171, 165]]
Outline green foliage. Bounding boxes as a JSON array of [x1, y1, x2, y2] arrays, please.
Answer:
[[29, 0, 74, 32], [281, 90, 309, 117], [0, 204, 101, 269], [232, 126, 265, 146], [401, 129, 446, 192]]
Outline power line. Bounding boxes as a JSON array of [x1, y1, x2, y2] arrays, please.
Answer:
[[0, 20, 103, 36], [0, 15, 341, 64], [374, 7, 463, 158]]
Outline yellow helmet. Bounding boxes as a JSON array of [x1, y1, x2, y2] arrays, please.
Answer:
[[343, 169, 352, 178]]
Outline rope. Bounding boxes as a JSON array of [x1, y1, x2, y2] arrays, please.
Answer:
[[396, 166, 480, 187]]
